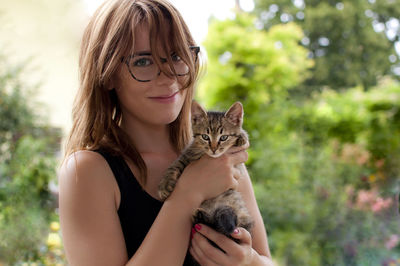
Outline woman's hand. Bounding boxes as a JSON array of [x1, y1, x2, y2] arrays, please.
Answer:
[[172, 146, 249, 205], [189, 224, 256, 266]]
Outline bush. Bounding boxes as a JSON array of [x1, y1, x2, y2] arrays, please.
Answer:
[[0, 52, 63, 264], [252, 82, 400, 265], [199, 13, 400, 265]]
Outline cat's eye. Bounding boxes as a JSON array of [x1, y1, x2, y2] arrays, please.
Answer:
[[201, 134, 210, 141], [220, 135, 228, 141]]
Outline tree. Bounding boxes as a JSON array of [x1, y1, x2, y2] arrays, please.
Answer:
[[198, 12, 400, 265], [253, 0, 400, 92], [198, 13, 312, 170], [198, 13, 312, 127], [0, 52, 62, 264]]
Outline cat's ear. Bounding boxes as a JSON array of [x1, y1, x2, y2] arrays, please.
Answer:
[[191, 100, 208, 124], [225, 102, 243, 126]]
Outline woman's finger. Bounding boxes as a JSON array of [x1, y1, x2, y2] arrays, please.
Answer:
[[194, 224, 236, 254], [189, 246, 206, 265], [230, 227, 252, 246], [191, 231, 222, 266], [229, 149, 248, 166], [228, 140, 250, 153], [232, 166, 242, 181]]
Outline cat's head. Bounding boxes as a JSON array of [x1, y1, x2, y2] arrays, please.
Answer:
[[191, 101, 244, 158]]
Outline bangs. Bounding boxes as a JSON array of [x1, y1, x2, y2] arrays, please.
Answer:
[[87, 0, 199, 90], [127, 0, 199, 88]]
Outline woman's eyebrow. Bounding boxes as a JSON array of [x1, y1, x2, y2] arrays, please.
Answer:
[[133, 51, 152, 56], [133, 50, 176, 57]]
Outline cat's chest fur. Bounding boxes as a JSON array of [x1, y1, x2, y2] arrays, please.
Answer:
[[158, 101, 254, 248]]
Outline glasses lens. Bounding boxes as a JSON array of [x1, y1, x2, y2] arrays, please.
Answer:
[[174, 47, 199, 76], [127, 55, 159, 81], [190, 46, 200, 63], [126, 47, 199, 82], [172, 54, 189, 76]]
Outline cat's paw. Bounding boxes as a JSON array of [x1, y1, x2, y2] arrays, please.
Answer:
[[158, 174, 178, 201], [235, 135, 248, 147]]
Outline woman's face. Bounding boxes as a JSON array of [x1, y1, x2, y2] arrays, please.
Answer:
[[113, 24, 188, 128]]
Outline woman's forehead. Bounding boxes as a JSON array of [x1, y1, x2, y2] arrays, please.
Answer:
[[133, 24, 151, 52], [133, 23, 173, 54]]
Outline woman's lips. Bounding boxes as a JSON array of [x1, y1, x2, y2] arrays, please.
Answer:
[[149, 91, 180, 103]]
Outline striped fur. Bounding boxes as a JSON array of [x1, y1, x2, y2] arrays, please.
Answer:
[[158, 101, 254, 241]]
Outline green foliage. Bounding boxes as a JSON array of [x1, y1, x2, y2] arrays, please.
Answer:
[[198, 14, 313, 160], [252, 0, 400, 92], [199, 12, 400, 266], [0, 53, 61, 264], [199, 14, 312, 109], [252, 82, 400, 265], [0, 58, 35, 155]]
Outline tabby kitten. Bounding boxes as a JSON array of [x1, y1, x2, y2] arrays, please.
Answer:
[[158, 100, 254, 240]]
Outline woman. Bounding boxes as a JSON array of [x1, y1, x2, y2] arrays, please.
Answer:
[[59, 0, 272, 265]]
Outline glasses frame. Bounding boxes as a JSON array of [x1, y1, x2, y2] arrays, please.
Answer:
[[122, 46, 200, 82]]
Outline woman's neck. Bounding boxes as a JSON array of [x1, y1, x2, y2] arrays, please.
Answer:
[[120, 117, 175, 155]]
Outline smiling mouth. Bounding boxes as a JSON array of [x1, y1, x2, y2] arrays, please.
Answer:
[[150, 91, 179, 99], [148, 91, 181, 103]]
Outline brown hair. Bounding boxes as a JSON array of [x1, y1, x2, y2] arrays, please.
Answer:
[[64, 0, 200, 186]]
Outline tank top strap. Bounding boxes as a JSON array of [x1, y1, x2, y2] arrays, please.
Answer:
[[96, 149, 140, 194], [95, 149, 162, 207]]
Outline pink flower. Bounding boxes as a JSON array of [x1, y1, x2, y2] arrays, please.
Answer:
[[371, 197, 393, 213], [355, 189, 377, 210], [385, 234, 400, 250], [354, 188, 393, 213]]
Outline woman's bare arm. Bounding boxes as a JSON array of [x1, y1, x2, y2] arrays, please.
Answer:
[[59, 149, 247, 266], [59, 151, 129, 265], [236, 163, 272, 260]]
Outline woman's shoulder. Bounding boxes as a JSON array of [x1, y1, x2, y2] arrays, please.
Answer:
[[58, 150, 116, 196], [60, 150, 107, 176]]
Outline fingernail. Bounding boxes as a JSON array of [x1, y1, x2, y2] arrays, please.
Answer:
[[191, 228, 196, 235], [233, 228, 239, 234], [195, 224, 202, 231]]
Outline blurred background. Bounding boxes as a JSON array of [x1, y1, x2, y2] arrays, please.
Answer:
[[0, 0, 399, 265]]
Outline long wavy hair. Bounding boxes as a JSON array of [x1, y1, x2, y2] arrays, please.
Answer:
[[63, 0, 200, 186]]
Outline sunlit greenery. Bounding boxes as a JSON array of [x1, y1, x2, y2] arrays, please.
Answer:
[[199, 11, 400, 266], [0, 53, 65, 264], [253, 0, 400, 92]]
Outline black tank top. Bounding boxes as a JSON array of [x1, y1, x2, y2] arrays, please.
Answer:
[[97, 150, 195, 265], [96, 150, 163, 258]]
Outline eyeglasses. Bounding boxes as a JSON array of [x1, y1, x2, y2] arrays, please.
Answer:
[[122, 46, 200, 82]]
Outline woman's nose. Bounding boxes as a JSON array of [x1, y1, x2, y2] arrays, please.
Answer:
[[156, 68, 177, 86]]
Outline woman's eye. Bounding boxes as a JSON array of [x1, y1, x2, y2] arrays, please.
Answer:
[[201, 134, 210, 141], [171, 54, 182, 62], [133, 57, 152, 67], [220, 135, 228, 141]]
